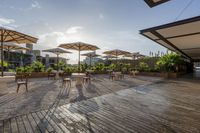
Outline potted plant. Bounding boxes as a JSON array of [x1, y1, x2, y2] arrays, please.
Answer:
[[156, 53, 184, 78]]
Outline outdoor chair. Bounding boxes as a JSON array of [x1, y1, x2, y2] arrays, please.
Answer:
[[118, 73, 124, 80], [48, 72, 56, 80], [16, 73, 30, 93], [61, 72, 72, 88], [83, 72, 91, 84], [109, 72, 116, 81], [130, 71, 138, 77]]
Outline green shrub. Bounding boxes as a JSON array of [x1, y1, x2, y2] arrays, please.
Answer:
[[0, 60, 9, 67], [46, 67, 53, 73], [31, 61, 45, 72], [80, 63, 88, 72], [16, 67, 24, 73], [16, 66, 33, 73], [8, 69, 15, 72], [156, 53, 184, 72], [23, 66, 33, 73], [63, 66, 78, 74], [138, 62, 149, 72]]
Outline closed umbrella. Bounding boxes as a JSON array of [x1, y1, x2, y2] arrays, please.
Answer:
[[0, 27, 38, 76], [81, 52, 100, 67], [42, 47, 71, 71], [59, 42, 99, 71]]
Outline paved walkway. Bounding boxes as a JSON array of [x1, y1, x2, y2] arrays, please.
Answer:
[[1, 77, 200, 133]]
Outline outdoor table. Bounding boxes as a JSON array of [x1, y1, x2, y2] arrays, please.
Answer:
[[71, 73, 86, 85], [86, 70, 94, 74], [113, 72, 123, 79], [52, 70, 61, 80]]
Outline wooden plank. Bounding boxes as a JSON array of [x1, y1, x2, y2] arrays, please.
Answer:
[[10, 118, 19, 133], [40, 110, 64, 133], [21, 115, 34, 133], [36, 111, 55, 133], [26, 113, 41, 133], [0, 120, 4, 133], [15, 116, 26, 133], [42, 109, 71, 133], [56, 106, 91, 133], [31, 112, 49, 133], [3, 119, 11, 133], [59, 105, 102, 133], [46, 109, 71, 133], [68, 104, 125, 133]]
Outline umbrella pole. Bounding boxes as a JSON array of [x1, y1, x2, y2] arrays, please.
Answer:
[[78, 50, 80, 72], [8, 49, 10, 69], [90, 56, 92, 68], [1, 35, 3, 77], [57, 54, 59, 72]]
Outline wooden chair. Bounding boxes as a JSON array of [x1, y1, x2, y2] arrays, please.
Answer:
[[83, 72, 91, 84], [48, 72, 56, 80], [16, 73, 30, 93], [109, 72, 115, 81], [61, 72, 72, 88]]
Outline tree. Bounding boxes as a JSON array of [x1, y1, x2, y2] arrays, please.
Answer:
[[156, 53, 184, 72]]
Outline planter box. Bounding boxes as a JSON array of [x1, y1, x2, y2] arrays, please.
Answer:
[[137, 72, 186, 78], [137, 72, 165, 77], [29, 72, 49, 78], [16, 72, 49, 79]]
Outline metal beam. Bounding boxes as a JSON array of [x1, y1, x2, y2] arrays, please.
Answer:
[[151, 31, 192, 60]]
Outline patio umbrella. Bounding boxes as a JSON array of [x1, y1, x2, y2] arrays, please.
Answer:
[[103, 49, 130, 62], [0, 27, 38, 76], [102, 55, 116, 60], [42, 47, 71, 71], [124, 52, 141, 68], [0, 43, 29, 65], [81, 52, 100, 67], [59, 42, 99, 71], [124, 52, 140, 60]]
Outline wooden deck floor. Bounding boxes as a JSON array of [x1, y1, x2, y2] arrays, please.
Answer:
[[1, 79, 200, 133], [0, 75, 156, 120]]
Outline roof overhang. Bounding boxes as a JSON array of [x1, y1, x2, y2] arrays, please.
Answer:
[[140, 16, 200, 62], [144, 0, 170, 7]]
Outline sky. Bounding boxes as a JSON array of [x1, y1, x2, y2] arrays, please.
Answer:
[[0, 0, 200, 64]]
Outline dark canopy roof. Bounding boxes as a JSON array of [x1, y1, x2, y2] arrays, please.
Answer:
[[144, 0, 170, 7], [140, 16, 200, 61]]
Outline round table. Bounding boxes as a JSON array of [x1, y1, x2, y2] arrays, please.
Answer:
[[71, 73, 86, 85]]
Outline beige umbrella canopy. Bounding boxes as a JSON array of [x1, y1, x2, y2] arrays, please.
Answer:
[[59, 42, 99, 71], [0, 43, 30, 51], [103, 49, 130, 61], [81, 52, 100, 67], [102, 55, 116, 58], [0, 43, 30, 66], [124, 52, 140, 60], [0, 27, 38, 76], [42, 48, 71, 71]]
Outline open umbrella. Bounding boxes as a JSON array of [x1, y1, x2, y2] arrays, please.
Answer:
[[124, 52, 140, 60], [81, 52, 100, 67], [59, 42, 99, 71], [42, 47, 71, 71], [0, 43, 29, 66], [0, 27, 38, 76], [103, 49, 130, 62], [102, 55, 116, 59]]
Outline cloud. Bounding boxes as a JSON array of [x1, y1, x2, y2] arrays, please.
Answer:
[[31, 1, 41, 9], [99, 13, 104, 19], [66, 26, 83, 34], [0, 17, 15, 26], [0, 16, 17, 29]]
